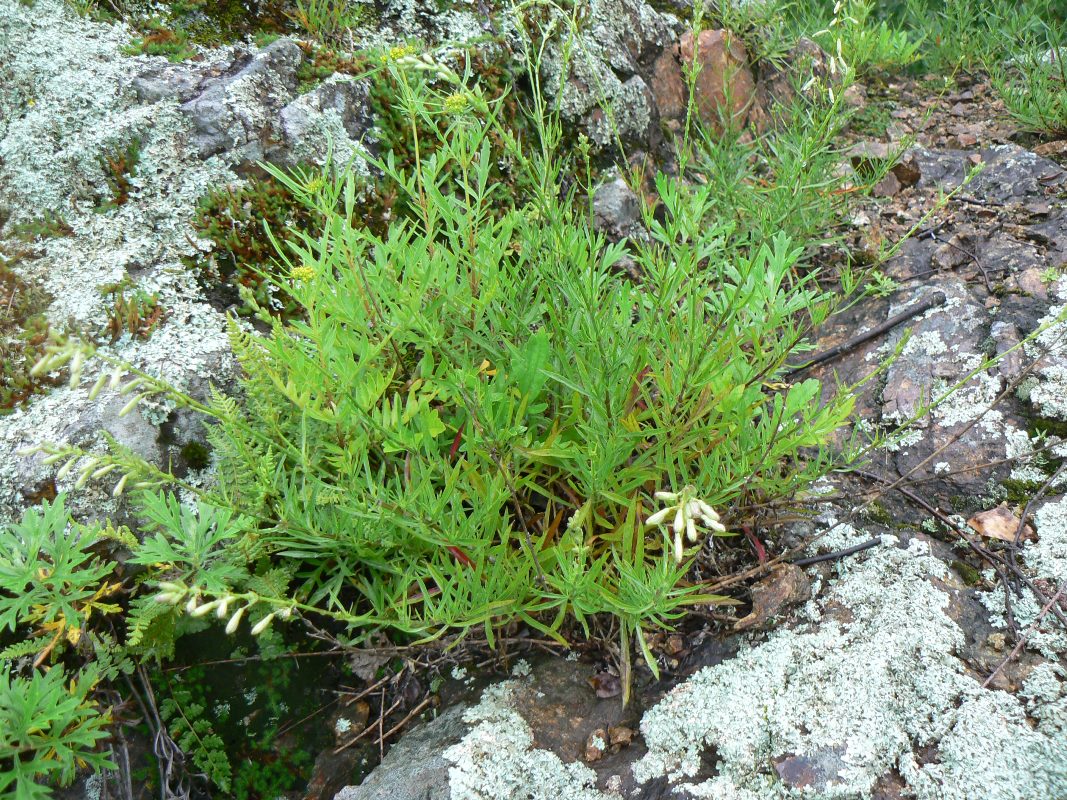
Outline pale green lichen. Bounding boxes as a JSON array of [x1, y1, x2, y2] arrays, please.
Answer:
[[443, 680, 611, 800], [633, 517, 1067, 799]]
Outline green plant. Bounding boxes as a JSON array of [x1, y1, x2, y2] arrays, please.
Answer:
[[819, 0, 922, 76], [0, 496, 121, 664], [287, 0, 363, 42], [994, 45, 1067, 137], [122, 19, 197, 61], [94, 139, 141, 212], [159, 682, 232, 792], [0, 498, 121, 798], [0, 665, 114, 800]]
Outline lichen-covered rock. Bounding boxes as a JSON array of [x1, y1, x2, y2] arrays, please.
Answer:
[[533, 0, 682, 148], [180, 38, 305, 161], [274, 75, 373, 168], [635, 520, 1067, 799], [334, 706, 469, 800], [592, 175, 642, 240]]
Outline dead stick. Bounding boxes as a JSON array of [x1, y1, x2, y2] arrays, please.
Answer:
[[786, 291, 946, 376], [983, 578, 1067, 689]]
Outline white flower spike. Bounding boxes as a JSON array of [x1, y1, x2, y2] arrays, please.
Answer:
[[646, 485, 727, 564]]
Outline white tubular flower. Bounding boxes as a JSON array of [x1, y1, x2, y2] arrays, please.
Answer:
[[190, 599, 221, 618], [112, 473, 130, 498], [185, 594, 201, 614], [216, 596, 232, 620], [225, 606, 245, 634], [250, 612, 275, 636], [646, 485, 728, 564], [154, 592, 183, 605]]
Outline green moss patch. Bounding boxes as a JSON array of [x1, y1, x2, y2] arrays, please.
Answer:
[[0, 255, 57, 414]]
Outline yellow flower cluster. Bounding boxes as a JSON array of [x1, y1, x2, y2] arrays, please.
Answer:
[[381, 43, 418, 63], [291, 265, 316, 282], [443, 92, 469, 113]]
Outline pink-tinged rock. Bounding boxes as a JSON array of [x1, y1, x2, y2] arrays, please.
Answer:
[[651, 29, 756, 135]]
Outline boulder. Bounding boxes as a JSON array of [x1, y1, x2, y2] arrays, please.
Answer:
[[651, 29, 756, 136], [180, 38, 304, 162]]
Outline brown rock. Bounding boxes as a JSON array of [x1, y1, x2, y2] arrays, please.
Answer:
[[734, 564, 811, 631], [891, 151, 922, 187], [873, 172, 902, 197], [607, 725, 634, 747], [653, 29, 756, 134], [584, 728, 608, 763]]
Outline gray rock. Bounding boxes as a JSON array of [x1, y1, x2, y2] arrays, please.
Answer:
[[536, 0, 682, 148], [273, 75, 372, 168], [333, 705, 469, 800], [130, 63, 204, 105], [593, 176, 641, 238], [180, 38, 304, 162]]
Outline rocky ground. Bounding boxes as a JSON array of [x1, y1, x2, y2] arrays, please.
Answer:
[[2, 1, 1067, 799]]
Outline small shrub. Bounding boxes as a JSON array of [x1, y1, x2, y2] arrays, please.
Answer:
[[94, 139, 141, 213], [994, 46, 1067, 137], [0, 258, 56, 414], [35, 50, 863, 704], [101, 281, 166, 342], [287, 0, 364, 43]]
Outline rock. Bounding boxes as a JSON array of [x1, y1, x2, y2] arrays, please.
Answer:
[[273, 75, 372, 168], [653, 29, 756, 135], [891, 150, 922, 187], [538, 0, 681, 148], [584, 728, 608, 763], [873, 171, 902, 197], [592, 176, 642, 239], [181, 38, 304, 162], [130, 63, 204, 105], [333, 705, 468, 800], [773, 747, 849, 792]]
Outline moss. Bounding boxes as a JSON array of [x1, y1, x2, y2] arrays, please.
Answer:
[[1000, 477, 1047, 505], [189, 171, 324, 320], [180, 440, 212, 471], [0, 254, 58, 414], [1029, 417, 1067, 441], [864, 501, 893, 526], [951, 560, 982, 586], [94, 138, 141, 213]]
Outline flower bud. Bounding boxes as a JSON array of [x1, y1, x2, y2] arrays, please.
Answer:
[[646, 507, 672, 527], [225, 606, 245, 634], [112, 473, 129, 497], [250, 612, 276, 636], [190, 599, 221, 617], [88, 373, 109, 400]]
